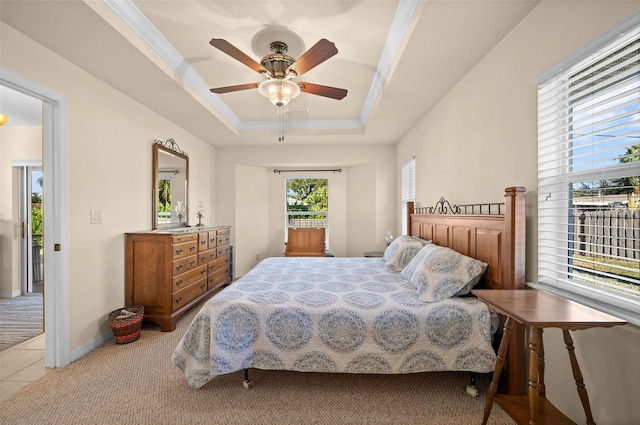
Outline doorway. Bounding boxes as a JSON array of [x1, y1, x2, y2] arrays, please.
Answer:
[[1, 69, 70, 368], [0, 87, 44, 359]]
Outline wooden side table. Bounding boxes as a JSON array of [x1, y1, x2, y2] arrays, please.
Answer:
[[472, 289, 626, 425]]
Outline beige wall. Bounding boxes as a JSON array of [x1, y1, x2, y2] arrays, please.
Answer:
[[215, 145, 395, 276], [397, 3, 640, 424], [1, 23, 215, 354], [0, 126, 42, 297], [2, 2, 639, 422]]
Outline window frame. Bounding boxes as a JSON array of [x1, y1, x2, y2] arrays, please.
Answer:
[[401, 156, 415, 235], [284, 177, 329, 250], [533, 12, 640, 326]]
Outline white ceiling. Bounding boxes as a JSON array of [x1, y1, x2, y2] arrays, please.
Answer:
[[0, 0, 539, 146]]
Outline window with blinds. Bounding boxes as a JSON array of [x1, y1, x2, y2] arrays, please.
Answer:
[[401, 157, 415, 235], [537, 18, 640, 323]]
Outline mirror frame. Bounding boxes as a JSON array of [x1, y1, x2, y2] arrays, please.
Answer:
[[152, 139, 189, 230]]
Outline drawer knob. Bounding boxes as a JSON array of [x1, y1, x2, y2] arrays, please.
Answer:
[[201, 269, 207, 275], [189, 246, 196, 251], [176, 249, 183, 255], [175, 296, 182, 304], [176, 279, 183, 286], [176, 265, 183, 271], [190, 260, 196, 266]]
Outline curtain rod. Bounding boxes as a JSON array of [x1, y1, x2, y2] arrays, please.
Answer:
[[273, 168, 342, 174]]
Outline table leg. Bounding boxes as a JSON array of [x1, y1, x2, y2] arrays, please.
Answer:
[[528, 326, 540, 424], [563, 330, 596, 425], [482, 316, 513, 425], [537, 328, 545, 397]]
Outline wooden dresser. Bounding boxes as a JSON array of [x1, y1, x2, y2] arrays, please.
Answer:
[[125, 226, 232, 331]]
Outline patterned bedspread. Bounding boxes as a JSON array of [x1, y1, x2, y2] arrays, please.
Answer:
[[172, 257, 497, 389]]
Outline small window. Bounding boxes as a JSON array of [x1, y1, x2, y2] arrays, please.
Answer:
[[285, 178, 329, 246]]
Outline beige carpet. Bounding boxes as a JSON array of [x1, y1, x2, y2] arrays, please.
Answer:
[[0, 301, 515, 425]]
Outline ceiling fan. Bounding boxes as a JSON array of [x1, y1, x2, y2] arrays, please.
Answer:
[[209, 38, 348, 108]]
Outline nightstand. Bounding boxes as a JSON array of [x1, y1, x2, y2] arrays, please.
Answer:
[[473, 289, 626, 425], [364, 251, 384, 258]]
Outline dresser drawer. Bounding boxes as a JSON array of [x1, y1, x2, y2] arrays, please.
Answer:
[[198, 249, 217, 266], [213, 266, 231, 286], [172, 234, 198, 244], [173, 240, 198, 260], [216, 228, 230, 236], [198, 232, 210, 252], [217, 245, 231, 257], [207, 272, 216, 288], [208, 231, 218, 248], [211, 255, 230, 273], [172, 255, 198, 276], [216, 231, 230, 246], [173, 278, 208, 310], [172, 264, 208, 292]]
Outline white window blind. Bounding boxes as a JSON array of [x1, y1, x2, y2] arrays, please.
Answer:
[[401, 157, 415, 235], [536, 19, 640, 324]]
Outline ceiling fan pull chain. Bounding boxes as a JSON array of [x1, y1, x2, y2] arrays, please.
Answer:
[[278, 107, 284, 141]]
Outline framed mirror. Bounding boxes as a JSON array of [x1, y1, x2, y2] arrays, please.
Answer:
[[152, 138, 189, 230]]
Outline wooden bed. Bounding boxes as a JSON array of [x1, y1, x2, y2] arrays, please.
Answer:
[[407, 186, 526, 395], [172, 186, 526, 394]]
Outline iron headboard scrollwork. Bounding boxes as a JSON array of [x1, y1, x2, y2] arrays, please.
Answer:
[[413, 197, 504, 215]]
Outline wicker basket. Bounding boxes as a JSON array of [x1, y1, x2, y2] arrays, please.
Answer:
[[108, 306, 144, 344]]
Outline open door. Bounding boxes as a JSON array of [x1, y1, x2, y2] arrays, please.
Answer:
[[18, 165, 44, 296]]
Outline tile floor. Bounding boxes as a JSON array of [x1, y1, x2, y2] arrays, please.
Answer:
[[0, 334, 46, 404]]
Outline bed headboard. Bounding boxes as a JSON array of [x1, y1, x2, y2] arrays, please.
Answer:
[[407, 186, 525, 290], [408, 186, 526, 394]]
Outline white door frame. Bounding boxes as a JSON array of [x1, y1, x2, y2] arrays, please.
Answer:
[[14, 162, 42, 295], [1, 68, 70, 368]]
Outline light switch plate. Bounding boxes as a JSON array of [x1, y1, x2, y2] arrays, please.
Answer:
[[90, 210, 103, 224]]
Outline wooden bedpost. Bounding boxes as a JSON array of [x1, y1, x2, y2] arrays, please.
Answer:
[[501, 186, 526, 395], [407, 201, 415, 235], [503, 187, 526, 290]]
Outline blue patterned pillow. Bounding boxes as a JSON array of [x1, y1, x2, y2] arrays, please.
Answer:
[[401, 244, 487, 302], [382, 235, 424, 271]]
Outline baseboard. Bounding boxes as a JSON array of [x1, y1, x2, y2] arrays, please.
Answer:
[[70, 331, 113, 363], [0, 290, 22, 298]]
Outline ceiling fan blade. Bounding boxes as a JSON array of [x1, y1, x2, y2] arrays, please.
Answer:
[[210, 83, 259, 94], [298, 82, 347, 100], [286, 39, 338, 76], [209, 39, 267, 74]]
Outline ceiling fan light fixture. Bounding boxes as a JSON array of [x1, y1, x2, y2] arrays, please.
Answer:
[[258, 79, 300, 107]]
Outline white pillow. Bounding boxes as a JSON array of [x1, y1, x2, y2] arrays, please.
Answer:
[[401, 244, 487, 302], [382, 235, 424, 271], [411, 236, 432, 246]]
